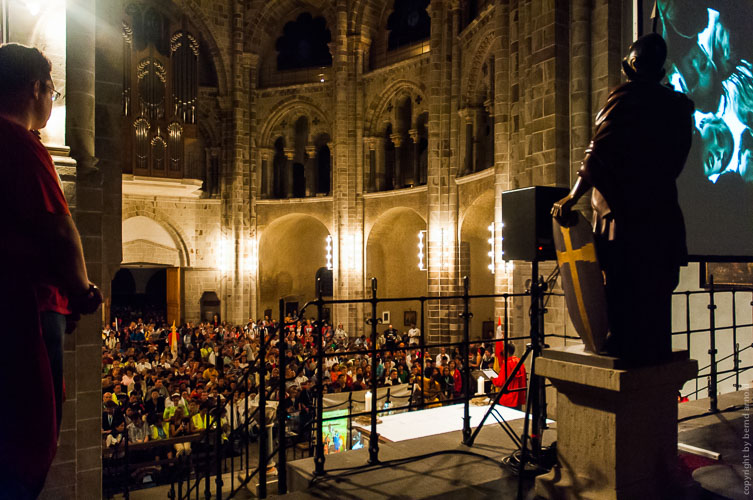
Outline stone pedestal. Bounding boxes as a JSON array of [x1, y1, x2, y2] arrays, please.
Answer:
[[535, 345, 698, 500]]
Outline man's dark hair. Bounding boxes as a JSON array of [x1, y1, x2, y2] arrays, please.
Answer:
[[0, 43, 52, 99], [504, 343, 516, 357]]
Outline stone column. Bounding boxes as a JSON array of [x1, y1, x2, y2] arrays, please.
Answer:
[[283, 148, 295, 198], [305, 145, 317, 196], [408, 128, 419, 186], [458, 108, 473, 175], [364, 137, 377, 192], [535, 347, 698, 500], [375, 136, 386, 191], [259, 148, 273, 198], [390, 133, 403, 189], [472, 107, 484, 173]]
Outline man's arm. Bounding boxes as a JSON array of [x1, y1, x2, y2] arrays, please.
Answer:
[[30, 212, 90, 297], [551, 176, 592, 225], [20, 212, 102, 316]]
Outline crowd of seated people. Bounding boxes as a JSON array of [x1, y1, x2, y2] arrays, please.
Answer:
[[101, 312, 514, 464]]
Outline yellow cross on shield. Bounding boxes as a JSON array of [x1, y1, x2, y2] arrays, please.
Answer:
[[552, 213, 609, 353]]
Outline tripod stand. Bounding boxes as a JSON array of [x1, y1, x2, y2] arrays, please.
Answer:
[[465, 260, 554, 498]]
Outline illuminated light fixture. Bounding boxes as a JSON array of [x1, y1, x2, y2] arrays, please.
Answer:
[[326, 235, 333, 270], [500, 221, 506, 261], [418, 230, 427, 270], [318, 73, 325, 83], [487, 222, 495, 274]]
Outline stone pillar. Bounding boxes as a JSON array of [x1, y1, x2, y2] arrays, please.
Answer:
[[283, 148, 295, 198], [390, 133, 403, 189], [408, 128, 419, 186], [375, 136, 386, 191], [364, 137, 377, 192], [304, 145, 317, 196], [535, 346, 698, 500], [259, 148, 273, 198], [459, 108, 473, 176]]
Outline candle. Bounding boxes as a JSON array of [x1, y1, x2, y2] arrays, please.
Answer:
[[477, 376, 485, 395], [365, 391, 372, 413]]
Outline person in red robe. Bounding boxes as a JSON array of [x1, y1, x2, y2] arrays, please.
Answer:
[[492, 343, 527, 409]]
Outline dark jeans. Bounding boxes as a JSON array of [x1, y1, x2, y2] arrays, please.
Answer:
[[41, 311, 66, 433]]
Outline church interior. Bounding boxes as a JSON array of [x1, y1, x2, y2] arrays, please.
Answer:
[[2, 0, 751, 498]]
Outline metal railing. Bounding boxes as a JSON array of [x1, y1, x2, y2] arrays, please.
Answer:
[[103, 275, 752, 498]]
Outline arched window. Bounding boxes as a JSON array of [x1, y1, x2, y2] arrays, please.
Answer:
[[387, 0, 430, 51], [275, 13, 332, 71]]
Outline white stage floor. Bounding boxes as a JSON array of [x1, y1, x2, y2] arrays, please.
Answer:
[[353, 402, 546, 442]]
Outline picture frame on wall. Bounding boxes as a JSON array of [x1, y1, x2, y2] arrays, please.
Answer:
[[404, 310, 417, 327], [701, 262, 753, 289]]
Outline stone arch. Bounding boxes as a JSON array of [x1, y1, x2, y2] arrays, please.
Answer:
[[244, 0, 338, 58], [461, 28, 497, 108], [365, 206, 426, 249], [364, 79, 427, 136], [458, 189, 496, 332], [366, 206, 427, 324], [121, 208, 192, 267], [259, 97, 332, 147], [257, 213, 332, 315]]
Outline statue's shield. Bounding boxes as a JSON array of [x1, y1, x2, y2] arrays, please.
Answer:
[[552, 213, 608, 353]]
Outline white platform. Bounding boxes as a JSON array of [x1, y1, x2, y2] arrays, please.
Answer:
[[353, 402, 542, 442]]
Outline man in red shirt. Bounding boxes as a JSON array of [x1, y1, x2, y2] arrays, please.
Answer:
[[0, 43, 102, 498], [492, 343, 528, 410]]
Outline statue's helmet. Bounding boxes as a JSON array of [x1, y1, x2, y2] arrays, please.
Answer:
[[622, 32, 667, 82]]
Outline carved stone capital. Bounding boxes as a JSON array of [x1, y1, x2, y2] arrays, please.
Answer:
[[408, 129, 419, 142], [283, 148, 295, 160], [389, 133, 404, 148]]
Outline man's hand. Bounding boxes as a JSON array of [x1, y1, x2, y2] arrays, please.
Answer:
[[551, 194, 579, 226], [70, 283, 103, 316]]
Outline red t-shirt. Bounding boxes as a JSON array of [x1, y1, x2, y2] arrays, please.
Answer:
[[0, 116, 71, 314]]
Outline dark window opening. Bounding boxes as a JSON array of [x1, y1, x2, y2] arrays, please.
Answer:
[[276, 13, 333, 71], [387, 0, 430, 51]]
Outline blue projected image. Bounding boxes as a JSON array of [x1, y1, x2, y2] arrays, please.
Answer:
[[663, 5, 752, 184], [657, 0, 753, 258]]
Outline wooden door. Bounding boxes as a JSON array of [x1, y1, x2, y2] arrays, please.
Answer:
[[166, 267, 182, 325]]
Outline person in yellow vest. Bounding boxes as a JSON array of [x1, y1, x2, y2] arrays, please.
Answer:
[[163, 393, 188, 421], [191, 402, 210, 433], [148, 413, 172, 460], [200, 342, 213, 361]]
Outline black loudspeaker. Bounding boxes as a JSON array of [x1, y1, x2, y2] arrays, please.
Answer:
[[501, 186, 570, 261]]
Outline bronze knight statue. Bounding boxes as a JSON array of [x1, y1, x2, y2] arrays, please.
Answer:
[[551, 33, 695, 364]]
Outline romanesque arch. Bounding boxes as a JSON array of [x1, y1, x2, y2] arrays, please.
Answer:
[[257, 213, 331, 316], [121, 208, 192, 267], [364, 80, 428, 191], [366, 207, 427, 328], [258, 97, 333, 198], [244, 0, 338, 59], [458, 190, 496, 336], [459, 26, 498, 176]]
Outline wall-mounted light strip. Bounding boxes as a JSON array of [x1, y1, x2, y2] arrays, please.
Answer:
[[326, 235, 333, 270], [487, 223, 495, 274], [418, 230, 427, 270]]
